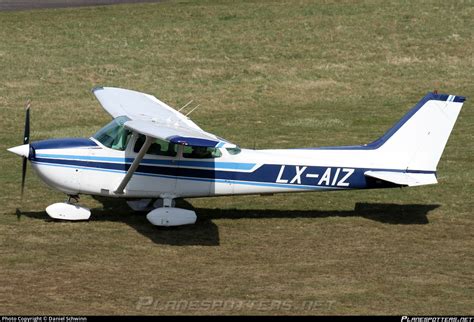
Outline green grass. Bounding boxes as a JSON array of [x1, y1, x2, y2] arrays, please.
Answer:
[[0, 0, 473, 315]]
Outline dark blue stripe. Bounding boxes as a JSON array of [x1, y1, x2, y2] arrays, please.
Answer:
[[34, 153, 256, 170], [33, 157, 435, 189], [452, 95, 466, 103], [31, 138, 97, 150], [167, 136, 219, 147]]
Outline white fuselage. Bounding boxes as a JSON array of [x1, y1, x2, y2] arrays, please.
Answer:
[[29, 135, 411, 200]]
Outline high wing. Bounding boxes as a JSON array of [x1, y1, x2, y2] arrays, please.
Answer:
[[92, 86, 235, 194], [92, 86, 233, 148], [92, 86, 202, 130]]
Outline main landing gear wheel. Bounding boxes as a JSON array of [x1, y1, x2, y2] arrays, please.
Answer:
[[146, 198, 196, 227]]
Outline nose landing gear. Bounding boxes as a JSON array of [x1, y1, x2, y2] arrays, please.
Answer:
[[45, 195, 91, 221]]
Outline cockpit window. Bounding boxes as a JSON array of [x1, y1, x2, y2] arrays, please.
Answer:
[[183, 146, 222, 159], [134, 134, 178, 157], [93, 116, 131, 151]]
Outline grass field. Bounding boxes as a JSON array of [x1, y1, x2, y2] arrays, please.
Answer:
[[0, 0, 473, 315]]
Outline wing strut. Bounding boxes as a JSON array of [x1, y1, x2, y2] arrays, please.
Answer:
[[114, 135, 154, 194]]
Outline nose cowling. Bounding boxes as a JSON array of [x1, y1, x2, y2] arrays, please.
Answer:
[[7, 144, 30, 158]]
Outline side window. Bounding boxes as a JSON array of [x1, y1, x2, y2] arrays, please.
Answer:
[[183, 146, 222, 159], [226, 146, 241, 155], [134, 135, 177, 157]]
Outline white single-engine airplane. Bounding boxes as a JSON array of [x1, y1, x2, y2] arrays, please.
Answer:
[[8, 87, 466, 226]]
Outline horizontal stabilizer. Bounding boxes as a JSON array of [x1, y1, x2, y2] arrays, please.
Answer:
[[364, 171, 437, 187]]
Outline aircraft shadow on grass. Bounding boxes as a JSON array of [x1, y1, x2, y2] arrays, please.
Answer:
[[16, 198, 439, 247]]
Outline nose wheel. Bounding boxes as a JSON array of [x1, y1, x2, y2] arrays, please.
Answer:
[[45, 194, 91, 221]]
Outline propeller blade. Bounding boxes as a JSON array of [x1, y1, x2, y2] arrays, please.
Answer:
[[23, 100, 30, 145], [21, 100, 30, 199], [21, 156, 27, 199]]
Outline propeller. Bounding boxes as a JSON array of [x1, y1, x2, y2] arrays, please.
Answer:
[[21, 100, 31, 199]]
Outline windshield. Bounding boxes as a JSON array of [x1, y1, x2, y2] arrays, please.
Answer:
[[93, 116, 131, 151]]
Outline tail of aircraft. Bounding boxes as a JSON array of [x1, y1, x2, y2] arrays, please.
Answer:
[[369, 93, 465, 172]]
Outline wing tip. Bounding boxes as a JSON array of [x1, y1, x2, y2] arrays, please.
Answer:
[[91, 86, 104, 93]]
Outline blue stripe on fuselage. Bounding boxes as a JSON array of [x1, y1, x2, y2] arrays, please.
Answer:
[[31, 160, 331, 191], [34, 153, 256, 170], [32, 155, 435, 190], [31, 138, 97, 150]]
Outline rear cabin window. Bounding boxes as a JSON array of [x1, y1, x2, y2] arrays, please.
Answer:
[[134, 134, 178, 157], [182, 146, 222, 159], [226, 146, 241, 155]]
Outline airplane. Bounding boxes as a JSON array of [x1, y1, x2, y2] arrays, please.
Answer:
[[7, 87, 466, 226]]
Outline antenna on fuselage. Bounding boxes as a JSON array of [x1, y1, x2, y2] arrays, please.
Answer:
[[185, 104, 201, 117], [178, 99, 194, 113]]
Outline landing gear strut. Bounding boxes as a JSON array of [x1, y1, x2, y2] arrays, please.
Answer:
[[67, 194, 80, 204]]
